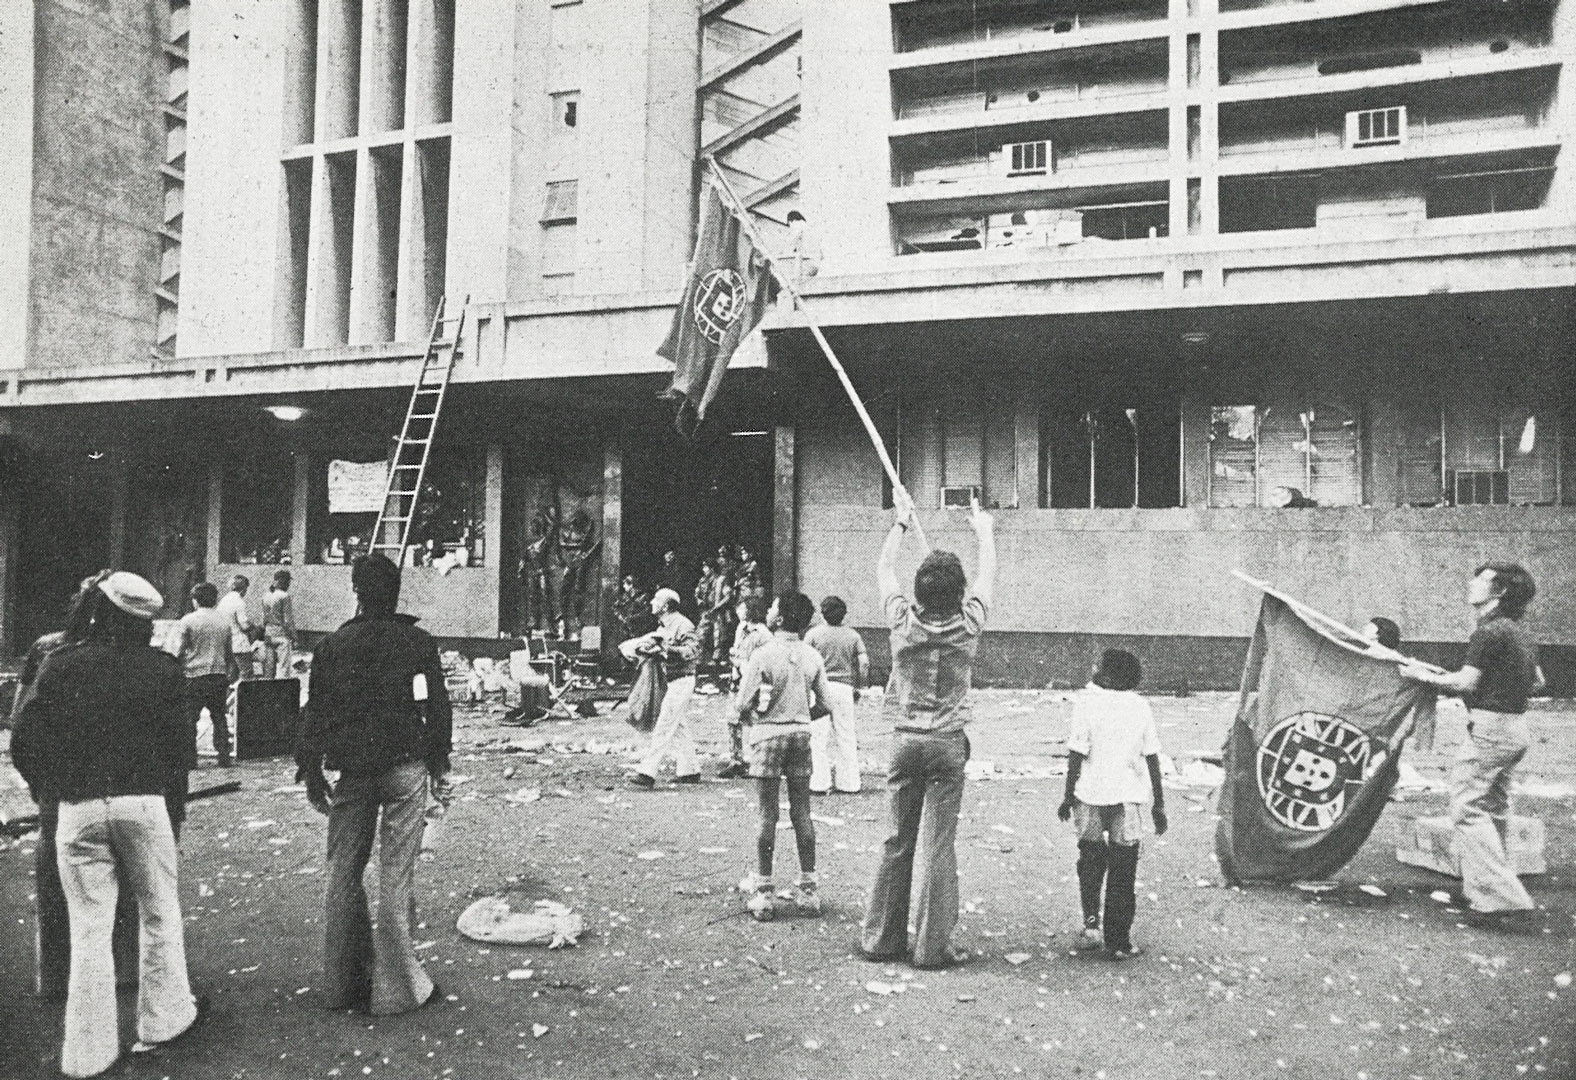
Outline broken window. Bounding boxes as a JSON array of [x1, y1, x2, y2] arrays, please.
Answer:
[[1208, 402, 1360, 507], [409, 445, 487, 565], [1208, 405, 1259, 508], [1043, 403, 1181, 509], [1441, 402, 1557, 506]]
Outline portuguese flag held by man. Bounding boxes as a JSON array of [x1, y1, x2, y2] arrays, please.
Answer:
[[1216, 594, 1436, 883], [658, 183, 771, 438]]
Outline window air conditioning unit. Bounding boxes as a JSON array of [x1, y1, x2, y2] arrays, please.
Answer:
[[1000, 140, 1051, 177], [1345, 106, 1406, 148], [940, 485, 982, 508], [1449, 469, 1509, 506]]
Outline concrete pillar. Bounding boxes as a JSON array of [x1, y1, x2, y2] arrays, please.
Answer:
[[598, 439, 623, 665], [772, 425, 796, 595], [1181, 393, 1211, 508], [0, 469, 18, 657], [206, 460, 224, 574], [291, 451, 312, 565], [484, 443, 504, 635], [1366, 398, 1403, 508], [1014, 399, 1040, 510], [106, 458, 129, 569]]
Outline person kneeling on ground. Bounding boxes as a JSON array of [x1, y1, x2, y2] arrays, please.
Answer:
[[735, 592, 832, 920], [1058, 648, 1167, 961], [296, 553, 453, 1014]]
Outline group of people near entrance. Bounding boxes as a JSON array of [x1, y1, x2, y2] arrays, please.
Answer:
[[7, 490, 1547, 1075]]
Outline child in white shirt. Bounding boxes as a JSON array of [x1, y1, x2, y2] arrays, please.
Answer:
[[1057, 649, 1168, 959]]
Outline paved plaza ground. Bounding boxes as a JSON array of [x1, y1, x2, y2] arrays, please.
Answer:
[[2, 689, 1572, 1079]]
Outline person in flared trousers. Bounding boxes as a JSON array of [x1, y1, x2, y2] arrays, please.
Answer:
[[13, 572, 201, 1077], [1402, 562, 1544, 917], [298, 553, 454, 1013], [860, 491, 995, 969]]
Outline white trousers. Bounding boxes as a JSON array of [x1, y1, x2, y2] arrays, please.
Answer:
[[639, 676, 697, 779], [810, 681, 861, 793], [56, 796, 196, 1077]]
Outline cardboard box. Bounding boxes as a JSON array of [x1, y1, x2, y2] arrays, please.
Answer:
[[1395, 814, 1545, 877]]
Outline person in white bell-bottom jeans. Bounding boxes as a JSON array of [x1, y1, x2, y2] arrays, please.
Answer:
[[56, 796, 198, 1078], [805, 596, 869, 794], [632, 589, 702, 786]]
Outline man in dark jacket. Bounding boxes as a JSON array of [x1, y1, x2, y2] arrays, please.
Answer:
[[13, 572, 201, 1078], [296, 553, 452, 1015]]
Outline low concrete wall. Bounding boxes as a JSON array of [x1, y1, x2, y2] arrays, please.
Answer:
[[212, 563, 499, 640], [799, 505, 1576, 690]]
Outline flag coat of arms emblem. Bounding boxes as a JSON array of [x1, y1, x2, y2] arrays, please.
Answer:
[[1215, 595, 1435, 883], [658, 185, 771, 436]]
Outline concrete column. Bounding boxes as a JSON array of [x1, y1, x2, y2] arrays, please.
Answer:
[[772, 425, 796, 595], [0, 469, 18, 657], [106, 458, 129, 569], [1013, 399, 1040, 510], [207, 460, 224, 574], [0, 2, 32, 374], [598, 439, 623, 665], [291, 451, 312, 565], [1365, 398, 1403, 508], [484, 444, 504, 635], [1181, 393, 1211, 508]]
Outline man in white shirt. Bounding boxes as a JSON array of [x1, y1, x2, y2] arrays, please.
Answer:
[[1057, 649, 1167, 960]]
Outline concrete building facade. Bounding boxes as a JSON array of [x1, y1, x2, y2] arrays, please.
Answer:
[[1, 0, 1573, 690]]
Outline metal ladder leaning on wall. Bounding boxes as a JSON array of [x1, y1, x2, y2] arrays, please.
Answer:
[[370, 294, 470, 565]]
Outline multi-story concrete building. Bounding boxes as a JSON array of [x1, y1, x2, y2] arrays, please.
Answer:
[[1, 0, 1572, 689]]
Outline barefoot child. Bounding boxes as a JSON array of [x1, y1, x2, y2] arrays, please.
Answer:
[[735, 592, 832, 920], [1057, 649, 1167, 959]]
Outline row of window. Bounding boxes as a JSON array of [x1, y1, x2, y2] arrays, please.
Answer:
[[891, 399, 1571, 510]]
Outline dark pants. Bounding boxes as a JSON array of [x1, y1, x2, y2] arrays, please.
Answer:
[[1077, 840, 1139, 950], [861, 731, 968, 967], [756, 777, 815, 878], [187, 673, 230, 763]]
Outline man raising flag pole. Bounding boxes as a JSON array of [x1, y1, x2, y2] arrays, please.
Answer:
[[661, 156, 926, 549]]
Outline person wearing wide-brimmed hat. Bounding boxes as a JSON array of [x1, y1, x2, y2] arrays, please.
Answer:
[[13, 571, 202, 1077]]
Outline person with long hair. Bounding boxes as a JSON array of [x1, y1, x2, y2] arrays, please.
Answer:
[[11, 570, 143, 1001], [860, 492, 995, 969], [13, 573, 202, 1077], [1400, 563, 1545, 917]]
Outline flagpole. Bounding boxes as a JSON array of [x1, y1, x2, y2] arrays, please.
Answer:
[[1231, 569, 1448, 673], [703, 156, 930, 552]]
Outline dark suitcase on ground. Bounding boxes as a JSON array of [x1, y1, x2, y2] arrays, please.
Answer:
[[236, 678, 299, 760]]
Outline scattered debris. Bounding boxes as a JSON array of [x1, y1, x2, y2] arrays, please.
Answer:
[[457, 898, 584, 948]]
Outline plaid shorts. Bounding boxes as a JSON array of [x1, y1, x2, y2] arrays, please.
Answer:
[[749, 729, 813, 780], [1074, 801, 1144, 846]]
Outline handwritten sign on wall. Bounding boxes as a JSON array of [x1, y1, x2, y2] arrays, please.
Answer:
[[328, 460, 388, 514]]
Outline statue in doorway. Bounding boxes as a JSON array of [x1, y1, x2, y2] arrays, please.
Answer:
[[518, 506, 557, 633], [555, 508, 601, 639]]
